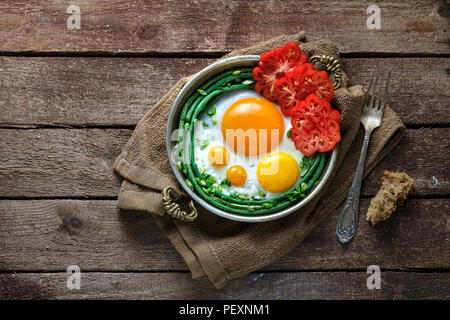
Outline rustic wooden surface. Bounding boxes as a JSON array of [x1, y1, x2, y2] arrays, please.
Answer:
[[0, 0, 449, 300]]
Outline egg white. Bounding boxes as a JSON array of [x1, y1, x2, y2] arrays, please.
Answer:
[[193, 89, 304, 199]]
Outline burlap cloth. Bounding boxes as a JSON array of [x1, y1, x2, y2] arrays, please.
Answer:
[[113, 32, 406, 289]]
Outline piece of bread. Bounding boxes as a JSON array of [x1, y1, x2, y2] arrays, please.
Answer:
[[366, 170, 415, 225]]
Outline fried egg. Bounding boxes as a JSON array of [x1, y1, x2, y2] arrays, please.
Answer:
[[194, 89, 304, 199]]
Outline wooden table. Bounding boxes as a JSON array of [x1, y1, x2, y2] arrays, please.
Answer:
[[0, 0, 449, 300]]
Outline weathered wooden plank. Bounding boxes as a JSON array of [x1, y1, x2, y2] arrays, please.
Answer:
[[0, 199, 448, 272], [0, 271, 448, 299], [0, 0, 448, 55], [343, 58, 450, 126], [0, 57, 213, 127], [0, 128, 130, 198], [0, 128, 448, 198], [361, 127, 450, 196], [0, 57, 448, 126], [270, 198, 450, 271]]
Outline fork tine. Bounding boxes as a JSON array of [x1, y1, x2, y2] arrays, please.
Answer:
[[374, 69, 385, 110], [379, 70, 392, 112], [363, 70, 375, 109], [368, 69, 379, 109]]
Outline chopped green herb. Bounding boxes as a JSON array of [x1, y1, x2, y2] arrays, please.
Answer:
[[184, 123, 189, 130], [302, 156, 311, 167], [300, 156, 311, 177], [199, 167, 206, 175], [263, 201, 276, 209], [211, 115, 217, 126], [205, 188, 215, 196], [242, 80, 254, 85], [314, 181, 319, 186], [239, 194, 247, 200], [202, 121, 209, 127], [196, 178, 206, 186], [205, 175, 216, 185], [232, 70, 241, 75], [186, 179, 193, 190], [258, 190, 266, 199], [287, 129, 292, 139], [301, 182, 308, 193], [206, 105, 216, 116], [220, 178, 231, 187], [197, 89, 207, 96], [200, 141, 210, 150]]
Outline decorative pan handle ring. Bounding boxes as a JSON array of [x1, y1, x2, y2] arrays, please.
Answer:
[[162, 186, 198, 221], [309, 55, 342, 90]]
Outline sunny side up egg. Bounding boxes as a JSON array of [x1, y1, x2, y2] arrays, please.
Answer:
[[193, 89, 304, 199]]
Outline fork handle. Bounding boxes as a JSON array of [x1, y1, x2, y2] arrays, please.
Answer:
[[336, 128, 372, 243]]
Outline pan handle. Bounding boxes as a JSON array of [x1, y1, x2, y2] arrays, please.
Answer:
[[161, 186, 198, 221], [309, 55, 342, 90]]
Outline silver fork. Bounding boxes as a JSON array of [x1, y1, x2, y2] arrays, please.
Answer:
[[336, 69, 392, 244]]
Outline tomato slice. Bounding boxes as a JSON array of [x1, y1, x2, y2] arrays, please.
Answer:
[[311, 71, 335, 102], [273, 64, 315, 115], [289, 94, 341, 155], [274, 64, 334, 116], [253, 42, 308, 101]]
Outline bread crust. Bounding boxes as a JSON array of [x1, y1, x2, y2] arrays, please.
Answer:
[[366, 170, 415, 225]]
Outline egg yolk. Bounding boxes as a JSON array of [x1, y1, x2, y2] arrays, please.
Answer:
[[221, 97, 284, 156], [257, 152, 299, 194], [226, 165, 247, 187], [208, 146, 230, 167]]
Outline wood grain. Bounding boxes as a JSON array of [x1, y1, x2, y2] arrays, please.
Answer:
[[0, 128, 448, 198], [1, 271, 448, 299], [0, 128, 130, 198], [0, 0, 448, 55], [0, 57, 212, 127], [0, 0, 448, 301], [0, 199, 448, 272], [0, 57, 448, 127]]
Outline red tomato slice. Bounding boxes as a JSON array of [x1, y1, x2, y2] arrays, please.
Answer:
[[311, 71, 335, 102], [274, 65, 334, 116], [273, 64, 315, 115], [289, 94, 341, 155], [253, 42, 308, 101]]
